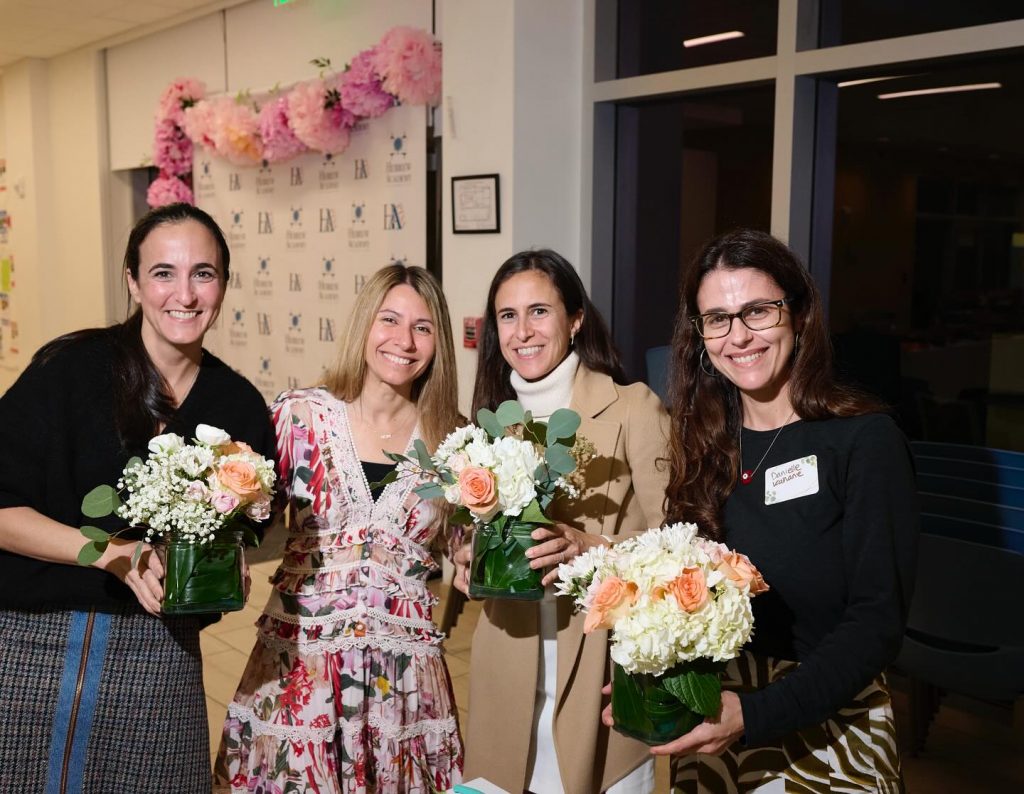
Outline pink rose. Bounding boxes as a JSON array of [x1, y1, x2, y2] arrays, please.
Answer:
[[667, 566, 709, 613], [245, 497, 271, 522], [211, 491, 240, 514], [184, 481, 209, 501], [457, 467, 499, 519], [718, 552, 769, 595]]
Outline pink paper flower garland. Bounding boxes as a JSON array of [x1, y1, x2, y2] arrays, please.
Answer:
[[147, 26, 442, 207]]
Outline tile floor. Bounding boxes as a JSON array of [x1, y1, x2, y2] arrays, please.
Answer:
[[201, 561, 1024, 792]]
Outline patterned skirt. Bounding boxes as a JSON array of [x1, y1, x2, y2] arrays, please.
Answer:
[[671, 653, 903, 794], [0, 607, 209, 794]]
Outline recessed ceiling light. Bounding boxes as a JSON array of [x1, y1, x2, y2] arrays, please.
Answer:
[[683, 31, 745, 48], [878, 82, 1001, 99], [838, 75, 910, 88]]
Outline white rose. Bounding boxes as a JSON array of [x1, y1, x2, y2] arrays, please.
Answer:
[[195, 424, 231, 447], [148, 433, 184, 455]]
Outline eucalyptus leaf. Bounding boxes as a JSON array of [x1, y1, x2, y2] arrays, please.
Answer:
[[519, 500, 552, 525], [81, 485, 121, 518], [130, 541, 144, 568], [662, 668, 722, 717], [545, 445, 577, 476], [76, 540, 107, 567], [439, 470, 456, 485], [546, 408, 581, 442], [80, 525, 111, 542], [495, 400, 525, 427], [476, 408, 504, 439], [413, 482, 446, 501], [125, 456, 143, 472], [523, 420, 547, 446], [412, 439, 436, 472], [371, 469, 401, 490]]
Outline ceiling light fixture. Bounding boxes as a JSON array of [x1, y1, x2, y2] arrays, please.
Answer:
[[838, 75, 910, 88], [878, 82, 1001, 99], [683, 31, 745, 48]]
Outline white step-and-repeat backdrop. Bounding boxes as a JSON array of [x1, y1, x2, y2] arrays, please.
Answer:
[[200, 104, 426, 403]]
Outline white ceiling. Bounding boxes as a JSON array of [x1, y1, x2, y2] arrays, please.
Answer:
[[0, 0, 234, 70]]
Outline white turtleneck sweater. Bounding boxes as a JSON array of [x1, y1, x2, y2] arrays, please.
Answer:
[[511, 351, 653, 794]]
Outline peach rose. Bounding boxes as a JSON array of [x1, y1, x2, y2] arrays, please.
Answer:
[[458, 467, 499, 519], [223, 440, 254, 456], [217, 460, 263, 499], [667, 566, 709, 613], [718, 552, 769, 595], [584, 576, 638, 633]]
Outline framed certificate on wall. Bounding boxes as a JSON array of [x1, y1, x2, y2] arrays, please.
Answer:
[[452, 173, 500, 233]]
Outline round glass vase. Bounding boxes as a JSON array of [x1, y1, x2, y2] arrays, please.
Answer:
[[468, 520, 544, 601], [610, 662, 706, 745], [160, 529, 246, 615]]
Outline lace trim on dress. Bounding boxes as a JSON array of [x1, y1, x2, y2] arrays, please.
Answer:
[[228, 702, 459, 743], [264, 603, 438, 631], [258, 629, 444, 656], [278, 556, 429, 579]]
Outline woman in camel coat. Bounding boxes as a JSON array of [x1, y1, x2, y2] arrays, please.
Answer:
[[455, 249, 669, 793]]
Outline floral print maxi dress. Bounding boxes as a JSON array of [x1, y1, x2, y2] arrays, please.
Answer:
[[216, 389, 463, 793]]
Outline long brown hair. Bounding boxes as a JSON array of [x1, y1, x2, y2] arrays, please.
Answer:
[[664, 229, 883, 539], [324, 264, 459, 452], [472, 249, 627, 415]]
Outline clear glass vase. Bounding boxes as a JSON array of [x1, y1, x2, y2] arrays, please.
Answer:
[[468, 520, 544, 600], [160, 530, 245, 615], [610, 662, 706, 745]]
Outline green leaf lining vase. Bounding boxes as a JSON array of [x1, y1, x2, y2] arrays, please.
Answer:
[[610, 661, 722, 745], [468, 520, 544, 600], [160, 529, 245, 615]]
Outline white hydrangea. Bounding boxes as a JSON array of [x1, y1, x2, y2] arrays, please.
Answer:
[[556, 521, 763, 676], [491, 436, 540, 517], [434, 425, 489, 466]]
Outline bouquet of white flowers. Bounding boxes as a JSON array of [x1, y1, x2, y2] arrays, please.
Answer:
[[557, 522, 768, 744], [77, 424, 276, 614], [380, 400, 592, 600]]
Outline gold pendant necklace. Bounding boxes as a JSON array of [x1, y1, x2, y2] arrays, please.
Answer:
[[739, 410, 796, 485]]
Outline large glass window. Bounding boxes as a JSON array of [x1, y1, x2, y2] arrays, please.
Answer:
[[612, 0, 778, 79], [611, 86, 774, 377], [815, 0, 1024, 48], [828, 54, 1024, 450]]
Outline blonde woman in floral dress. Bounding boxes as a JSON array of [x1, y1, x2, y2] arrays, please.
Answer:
[[216, 265, 463, 793]]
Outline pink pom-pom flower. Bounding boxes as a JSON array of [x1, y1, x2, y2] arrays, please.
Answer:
[[156, 78, 206, 127], [153, 118, 193, 177], [209, 97, 263, 166], [286, 77, 352, 154], [258, 95, 308, 163], [373, 26, 442, 106], [182, 100, 217, 150], [339, 47, 395, 119], [146, 175, 193, 208]]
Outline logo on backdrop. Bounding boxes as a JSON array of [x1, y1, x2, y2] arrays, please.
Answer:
[[196, 160, 215, 200], [229, 308, 247, 347], [229, 173, 241, 192], [319, 257, 339, 301], [319, 207, 337, 233], [318, 317, 336, 343], [383, 203, 405, 231], [319, 152, 340, 190], [289, 166, 303, 187], [288, 271, 302, 293], [228, 269, 242, 291], [256, 161, 275, 195], [354, 158, 368, 180], [257, 211, 273, 235], [349, 203, 369, 250], [256, 312, 272, 336], [354, 273, 367, 294], [286, 207, 306, 250], [285, 312, 305, 356], [386, 134, 411, 184], [253, 257, 273, 298], [228, 209, 246, 248], [255, 356, 276, 400]]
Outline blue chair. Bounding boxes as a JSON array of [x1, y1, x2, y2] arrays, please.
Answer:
[[896, 442, 1024, 750], [645, 345, 670, 405]]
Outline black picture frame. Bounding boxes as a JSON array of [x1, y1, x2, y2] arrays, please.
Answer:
[[451, 173, 500, 234]]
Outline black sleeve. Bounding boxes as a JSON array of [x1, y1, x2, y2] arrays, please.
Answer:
[[738, 415, 919, 745], [0, 356, 59, 511]]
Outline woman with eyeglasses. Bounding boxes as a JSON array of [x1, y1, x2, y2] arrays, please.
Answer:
[[641, 229, 918, 791]]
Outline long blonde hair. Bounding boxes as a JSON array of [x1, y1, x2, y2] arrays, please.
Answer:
[[324, 264, 460, 452]]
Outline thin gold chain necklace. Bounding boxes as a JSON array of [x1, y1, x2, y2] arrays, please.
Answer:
[[739, 410, 796, 485]]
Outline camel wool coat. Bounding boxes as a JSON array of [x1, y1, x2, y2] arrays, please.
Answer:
[[463, 366, 670, 793]]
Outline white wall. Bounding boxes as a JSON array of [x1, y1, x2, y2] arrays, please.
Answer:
[[441, 0, 584, 411]]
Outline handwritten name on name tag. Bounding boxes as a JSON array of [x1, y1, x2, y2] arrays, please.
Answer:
[[765, 455, 819, 505]]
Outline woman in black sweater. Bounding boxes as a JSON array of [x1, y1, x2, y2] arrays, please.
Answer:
[[658, 230, 917, 792], [0, 203, 274, 793]]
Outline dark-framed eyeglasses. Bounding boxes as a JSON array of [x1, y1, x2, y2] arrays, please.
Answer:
[[691, 299, 791, 339]]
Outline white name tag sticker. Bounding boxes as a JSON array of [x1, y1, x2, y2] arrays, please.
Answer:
[[765, 455, 819, 505]]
